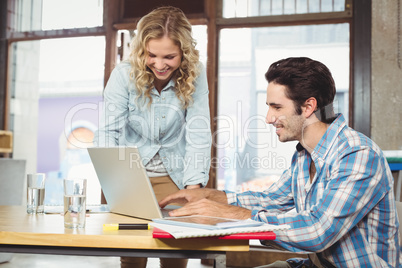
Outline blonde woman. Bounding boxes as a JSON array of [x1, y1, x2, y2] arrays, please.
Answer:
[[95, 6, 211, 268]]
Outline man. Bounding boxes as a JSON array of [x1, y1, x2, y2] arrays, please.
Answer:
[[159, 57, 400, 267]]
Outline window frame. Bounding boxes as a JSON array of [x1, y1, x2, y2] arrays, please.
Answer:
[[1, 0, 372, 189], [206, 0, 371, 187]]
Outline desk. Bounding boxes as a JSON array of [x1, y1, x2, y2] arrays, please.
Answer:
[[0, 206, 249, 267]]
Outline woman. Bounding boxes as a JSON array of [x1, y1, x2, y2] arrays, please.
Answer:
[[95, 6, 211, 268]]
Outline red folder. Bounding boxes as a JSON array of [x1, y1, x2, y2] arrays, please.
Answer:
[[152, 227, 276, 240]]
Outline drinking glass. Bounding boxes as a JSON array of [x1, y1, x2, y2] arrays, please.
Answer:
[[63, 178, 87, 228], [27, 173, 46, 214]]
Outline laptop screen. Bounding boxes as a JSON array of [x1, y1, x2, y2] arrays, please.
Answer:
[[88, 147, 164, 220]]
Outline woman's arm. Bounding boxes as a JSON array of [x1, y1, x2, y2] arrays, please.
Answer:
[[94, 63, 131, 147], [182, 63, 212, 187]]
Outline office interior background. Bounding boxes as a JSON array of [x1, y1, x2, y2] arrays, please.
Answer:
[[0, 0, 401, 267], [1, 0, 401, 205], [0, 0, 401, 203]]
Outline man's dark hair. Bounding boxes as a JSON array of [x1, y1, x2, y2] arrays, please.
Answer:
[[265, 57, 336, 123]]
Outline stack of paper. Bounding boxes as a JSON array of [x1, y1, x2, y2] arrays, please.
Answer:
[[150, 222, 290, 239]]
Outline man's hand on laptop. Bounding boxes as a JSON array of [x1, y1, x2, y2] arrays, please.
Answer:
[[169, 198, 252, 219], [159, 188, 226, 207], [159, 189, 252, 219]]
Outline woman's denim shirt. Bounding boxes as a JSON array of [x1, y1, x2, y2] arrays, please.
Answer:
[[94, 61, 211, 189]]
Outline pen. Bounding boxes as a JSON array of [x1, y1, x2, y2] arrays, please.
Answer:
[[103, 223, 150, 231]]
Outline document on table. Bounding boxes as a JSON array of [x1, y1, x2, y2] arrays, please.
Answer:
[[152, 216, 265, 230], [149, 221, 290, 239]]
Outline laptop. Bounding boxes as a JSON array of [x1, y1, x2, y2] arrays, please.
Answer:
[[87, 147, 176, 220]]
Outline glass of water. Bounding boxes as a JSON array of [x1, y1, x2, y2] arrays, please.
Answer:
[[27, 173, 46, 214], [63, 178, 87, 229]]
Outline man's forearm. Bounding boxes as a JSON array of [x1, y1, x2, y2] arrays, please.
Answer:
[[205, 188, 228, 204]]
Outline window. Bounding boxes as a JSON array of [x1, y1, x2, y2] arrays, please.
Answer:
[[216, 7, 350, 191], [10, 36, 105, 205], [222, 0, 346, 18], [13, 0, 103, 31], [9, 0, 105, 205]]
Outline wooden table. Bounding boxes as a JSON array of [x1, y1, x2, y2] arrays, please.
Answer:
[[0, 206, 249, 267]]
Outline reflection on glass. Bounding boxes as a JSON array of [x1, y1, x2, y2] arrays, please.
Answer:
[[217, 24, 349, 192]]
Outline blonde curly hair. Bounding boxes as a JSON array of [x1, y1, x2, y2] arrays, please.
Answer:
[[129, 6, 200, 109]]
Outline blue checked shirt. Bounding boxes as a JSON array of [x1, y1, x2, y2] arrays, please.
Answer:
[[226, 114, 401, 267]]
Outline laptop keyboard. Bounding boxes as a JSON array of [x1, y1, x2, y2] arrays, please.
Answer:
[[160, 205, 181, 218], [161, 208, 171, 217]]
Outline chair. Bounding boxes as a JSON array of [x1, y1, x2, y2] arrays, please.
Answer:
[[0, 159, 26, 263], [384, 150, 402, 201], [0, 159, 26, 205]]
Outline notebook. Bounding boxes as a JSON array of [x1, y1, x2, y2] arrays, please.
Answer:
[[87, 147, 177, 220], [152, 227, 277, 240], [152, 216, 264, 230], [150, 222, 290, 239]]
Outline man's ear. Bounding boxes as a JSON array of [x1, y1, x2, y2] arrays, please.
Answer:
[[302, 97, 317, 118]]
